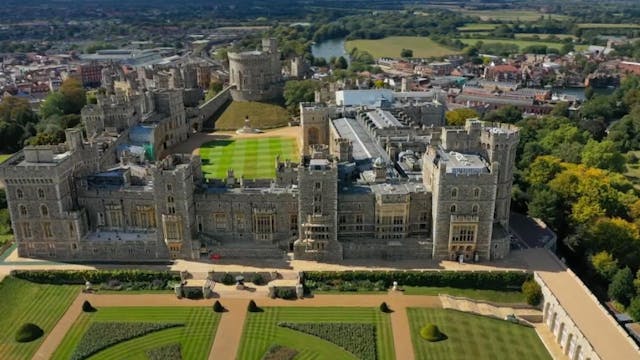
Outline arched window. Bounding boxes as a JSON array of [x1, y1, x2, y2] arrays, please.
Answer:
[[41, 205, 49, 217], [451, 188, 458, 198], [472, 204, 479, 215], [38, 188, 45, 199], [473, 188, 480, 198], [19, 205, 27, 216], [16, 189, 23, 199], [450, 204, 457, 213], [167, 196, 174, 203]]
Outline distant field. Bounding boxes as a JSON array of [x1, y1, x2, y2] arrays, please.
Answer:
[[199, 137, 298, 179], [215, 101, 290, 130], [457, 38, 564, 51], [514, 33, 576, 40], [237, 307, 394, 360], [408, 308, 552, 360], [461, 9, 567, 22], [0, 277, 78, 360], [52, 307, 219, 360], [577, 23, 640, 29], [457, 23, 499, 32], [346, 36, 461, 58]]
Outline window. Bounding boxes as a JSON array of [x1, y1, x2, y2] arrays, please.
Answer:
[[314, 194, 322, 202], [473, 188, 480, 198], [97, 212, 105, 226], [16, 189, 23, 199], [450, 204, 457, 213], [451, 224, 476, 243], [165, 221, 180, 240], [106, 205, 123, 228], [167, 196, 174, 203], [472, 204, 479, 215], [451, 188, 458, 198], [236, 214, 245, 232], [339, 215, 347, 224], [166, 184, 173, 192], [21, 223, 32, 238], [19, 205, 27, 216], [214, 213, 227, 230], [290, 214, 298, 231], [41, 205, 49, 217], [167, 206, 176, 214], [38, 188, 45, 199], [43, 222, 53, 238], [314, 182, 322, 190], [355, 214, 364, 224], [71, 243, 77, 250], [314, 205, 321, 214]]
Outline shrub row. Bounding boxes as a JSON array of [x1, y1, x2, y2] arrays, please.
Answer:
[[304, 279, 386, 293], [261, 345, 298, 360], [71, 322, 183, 360], [303, 271, 531, 291], [208, 271, 273, 285], [11, 270, 181, 285], [278, 322, 376, 360], [146, 343, 182, 360]]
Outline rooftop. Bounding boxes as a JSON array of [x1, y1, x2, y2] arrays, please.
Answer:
[[440, 150, 488, 175], [331, 117, 391, 167]]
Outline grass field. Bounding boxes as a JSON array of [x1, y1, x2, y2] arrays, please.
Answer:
[[577, 23, 640, 29], [215, 101, 290, 130], [461, 9, 567, 22], [0, 277, 79, 360], [457, 24, 499, 32], [456, 38, 564, 51], [0, 154, 12, 163], [402, 287, 526, 303], [346, 36, 461, 59], [199, 137, 298, 179], [52, 307, 220, 360], [408, 308, 551, 360], [514, 33, 576, 40], [237, 307, 395, 360]]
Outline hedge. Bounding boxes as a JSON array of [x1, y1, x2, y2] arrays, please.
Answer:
[[11, 270, 181, 285], [303, 271, 531, 291]]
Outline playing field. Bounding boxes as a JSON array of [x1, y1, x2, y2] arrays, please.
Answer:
[[456, 38, 565, 51], [52, 307, 220, 360], [457, 24, 499, 32], [408, 308, 551, 360], [199, 137, 298, 180], [215, 101, 290, 130], [0, 277, 79, 360], [237, 307, 395, 360], [346, 36, 461, 59], [577, 23, 640, 29], [461, 9, 567, 22]]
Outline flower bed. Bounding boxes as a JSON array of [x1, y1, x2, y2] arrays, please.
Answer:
[[278, 322, 376, 360], [146, 343, 182, 360]]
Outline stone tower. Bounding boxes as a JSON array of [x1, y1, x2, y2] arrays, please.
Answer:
[[299, 102, 330, 156], [294, 147, 342, 261], [228, 38, 282, 101]]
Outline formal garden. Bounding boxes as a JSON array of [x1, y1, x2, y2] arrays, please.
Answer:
[[237, 306, 395, 360], [52, 307, 219, 360], [408, 308, 551, 360]]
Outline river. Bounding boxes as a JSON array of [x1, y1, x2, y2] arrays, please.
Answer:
[[311, 38, 350, 63]]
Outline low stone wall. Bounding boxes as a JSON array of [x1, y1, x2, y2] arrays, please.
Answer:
[[198, 86, 232, 126]]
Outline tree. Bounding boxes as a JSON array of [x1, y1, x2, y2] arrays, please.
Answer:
[[445, 108, 479, 126], [608, 267, 635, 307], [59, 78, 86, 115], [521, 280, 542, 306], [205, 80, 224, 101], [590, 251, 619, 281], [581, 140, 626, 172], [483, 105, 522, 124], [586, 218, 640, 270], [628, 296, 640, 321], [400, 48, 413, 58], [527, 187, 562, 230], [283, 80, 320, 112], [333, 56, 348, 70], [550, 102, 570, 117], [39, 92, 65, 119]]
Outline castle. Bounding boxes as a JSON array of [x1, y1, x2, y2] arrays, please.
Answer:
[[227, 38, 283, 102], [0, 45, 519, 263]]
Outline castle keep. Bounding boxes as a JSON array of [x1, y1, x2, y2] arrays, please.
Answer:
[[0, 55, 519, 263]]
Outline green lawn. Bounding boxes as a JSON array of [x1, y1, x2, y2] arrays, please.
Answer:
[[237, 307, 395, 360], [52, 307, 219, 360], [457, 24, 499, 32], [402, 287, 526, 303], [461, 9, 567, 22], [0, 277, 79, 360], [456, 38, 564, 51], [215, 101, 290, 130], [0, 154, 11, 163], [514, 33, 576, 40], [346, 36, 461, 59], [199, 137, 298, 180], [408, 308, 551, 360]]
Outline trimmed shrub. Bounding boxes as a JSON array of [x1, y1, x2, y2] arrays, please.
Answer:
[[261, 344, 298, 360], [420, 324, 445, 342], [146, 343, 182, 360], [221, 273, 235, 286], [213, 300, 225, 313], [10, 270, 180, 285], [279, 322, 376, 360], [71, 322, 182, 360], [15, 323, 44, 343], [184, 288, 203, 299], [275, 288, 297, 300], [252, 273, 266, 286], [82, 300, 96, 313], [379, 302, 391, 313], [521, 280, 543, 306], [248, 300, 262, 312]]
